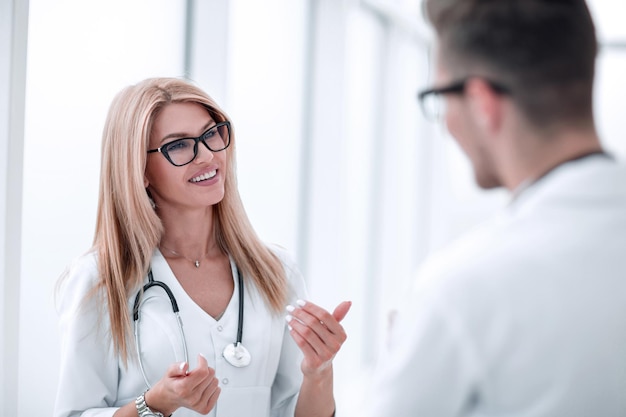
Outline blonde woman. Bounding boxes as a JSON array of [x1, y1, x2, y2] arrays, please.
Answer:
[[54, 77, 351, 417]]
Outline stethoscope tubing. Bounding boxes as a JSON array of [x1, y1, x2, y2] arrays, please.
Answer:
[[133, 272, 190, 389], [133, 266, 245, 389]]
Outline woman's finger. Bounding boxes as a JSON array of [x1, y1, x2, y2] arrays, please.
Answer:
[[166, 360, 189, 378], [286, 307, 345, 359], [288, 300, 342, 337], [287, 306, 328, 338], [288, 300, 349, 347], [191, 374, 221, 414], [289, 324, 321, 357], [287, 314, 333, 357], [184, 354, 216, 393], [332, 301, 352, 322]]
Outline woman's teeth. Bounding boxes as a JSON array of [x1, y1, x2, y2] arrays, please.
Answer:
[[190, 170, 217, 183]]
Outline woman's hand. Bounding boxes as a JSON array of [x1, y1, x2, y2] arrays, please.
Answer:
[[286, 300, 351, 376], [146, 354, 221, 416]]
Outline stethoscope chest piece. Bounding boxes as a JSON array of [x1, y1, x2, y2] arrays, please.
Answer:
[[223, 342, 251, 367]]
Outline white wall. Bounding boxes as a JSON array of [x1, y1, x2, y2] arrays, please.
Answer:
[[1, 1, 28, 416], [3, 0, 626, 415]]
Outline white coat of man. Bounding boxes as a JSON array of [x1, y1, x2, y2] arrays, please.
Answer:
[[367, 1, 626, 416]]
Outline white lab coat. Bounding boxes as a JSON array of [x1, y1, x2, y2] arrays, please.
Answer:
[[54, 245, 307, 417], [368, 155, 626, 416]]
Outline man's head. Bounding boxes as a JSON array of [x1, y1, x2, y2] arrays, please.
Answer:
[[421, 0, 599, 189], [424, 0, 597, 128]]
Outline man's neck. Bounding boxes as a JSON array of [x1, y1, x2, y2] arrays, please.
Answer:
[[501, 126, 603, 191]]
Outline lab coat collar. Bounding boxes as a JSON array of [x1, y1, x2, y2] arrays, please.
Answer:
[[508, 151, 616, 211]]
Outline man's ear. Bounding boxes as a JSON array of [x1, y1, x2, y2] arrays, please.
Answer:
[[465, 77, 505, 135]]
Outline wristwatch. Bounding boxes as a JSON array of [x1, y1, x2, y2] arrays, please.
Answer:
[[135, 391, 164, 417]]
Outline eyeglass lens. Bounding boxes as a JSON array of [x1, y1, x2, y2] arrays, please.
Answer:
[[163, 123, 230, 166], [420, 93, 447, 122]]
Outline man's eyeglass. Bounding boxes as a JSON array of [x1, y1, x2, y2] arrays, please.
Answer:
[[147, 121, 231, 167], [417, 78, 510, 122]]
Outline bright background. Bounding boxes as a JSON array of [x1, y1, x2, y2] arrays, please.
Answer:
[[1, 0, 625, 415]]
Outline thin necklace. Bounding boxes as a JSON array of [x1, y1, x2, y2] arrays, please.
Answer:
[[160, 245, 211, 268]]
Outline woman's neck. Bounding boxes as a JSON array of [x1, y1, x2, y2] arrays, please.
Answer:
[[157, 205, 221, 259]]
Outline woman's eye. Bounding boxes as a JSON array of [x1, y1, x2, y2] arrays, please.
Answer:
[[165, 140, 191, 153], [205, 126, 220, 139]]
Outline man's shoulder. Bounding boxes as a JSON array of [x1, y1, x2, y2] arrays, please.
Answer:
[[419, 216, 512, 281], [518, 155, 626, 209], [412, 158, 626, 308], [412, 203, 561, 297]]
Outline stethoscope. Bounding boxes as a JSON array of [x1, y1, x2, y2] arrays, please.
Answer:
[[133, 266, 251, 388]]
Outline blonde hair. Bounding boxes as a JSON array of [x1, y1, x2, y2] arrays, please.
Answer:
[[93, 77, 287, 364]]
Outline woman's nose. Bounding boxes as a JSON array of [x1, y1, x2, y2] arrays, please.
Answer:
[[194, 141, 215, 163]]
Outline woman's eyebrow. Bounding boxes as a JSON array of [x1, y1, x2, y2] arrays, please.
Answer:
[[158, 120, 216, 144]]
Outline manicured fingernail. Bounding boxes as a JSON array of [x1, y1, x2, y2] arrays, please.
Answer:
[[285, 305, 295, 313], [296, 299, 306, 307], [179, 362, 187, 372], [288, 325, 293, 331], [285, 314, 293, 322]]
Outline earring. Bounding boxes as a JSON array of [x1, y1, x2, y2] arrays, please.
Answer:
[[146, 189, 156, 209]]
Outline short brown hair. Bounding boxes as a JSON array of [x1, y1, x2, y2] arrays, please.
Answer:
[[425, 0, 597, 128]]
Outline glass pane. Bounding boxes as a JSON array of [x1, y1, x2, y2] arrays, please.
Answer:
[[21, 0, 185, 413]]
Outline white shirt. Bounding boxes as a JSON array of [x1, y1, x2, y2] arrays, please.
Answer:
[[368, 155, 626, 416], [54, 246, 307, 417]]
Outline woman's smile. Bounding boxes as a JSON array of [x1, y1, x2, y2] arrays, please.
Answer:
[[189, 168, 218, 183]]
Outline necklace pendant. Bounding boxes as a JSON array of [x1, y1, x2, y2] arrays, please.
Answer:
[[194, 260, 200, 268]]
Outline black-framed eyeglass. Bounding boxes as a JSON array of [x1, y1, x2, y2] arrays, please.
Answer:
[[147, 121, 231, 167], [417, 78, 510, 122]]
